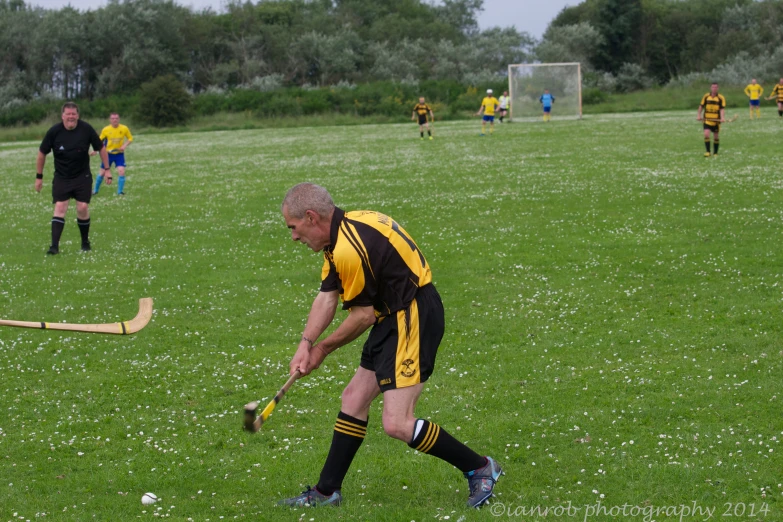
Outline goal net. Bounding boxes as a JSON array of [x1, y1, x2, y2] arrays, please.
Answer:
[[507, 63, 582, 121]]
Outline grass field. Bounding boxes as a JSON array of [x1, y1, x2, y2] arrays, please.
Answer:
[[1, 108, 782, 522]]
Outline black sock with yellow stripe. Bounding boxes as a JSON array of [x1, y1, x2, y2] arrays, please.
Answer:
[[316, 411, 368, 495], [408, 419, 486, 473], [704, 138, 711, 153], [713, 139, 719, 154]]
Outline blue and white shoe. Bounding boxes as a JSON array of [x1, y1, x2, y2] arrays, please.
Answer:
[[465, 456, 503, 508], [277, 486, 342, 507]]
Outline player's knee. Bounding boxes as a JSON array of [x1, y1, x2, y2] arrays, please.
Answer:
[[53, 201, 68, 216], [340, 382, 370, 417], [117, 168, 126, 177], [381, 412, 414, 441]]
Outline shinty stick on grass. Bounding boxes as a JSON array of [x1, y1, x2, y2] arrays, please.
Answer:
[[0, 298, 153, 335], [244, 370, 301, 433]]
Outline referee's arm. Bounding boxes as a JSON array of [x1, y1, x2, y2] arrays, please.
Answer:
[[35, 150, 46, 192]]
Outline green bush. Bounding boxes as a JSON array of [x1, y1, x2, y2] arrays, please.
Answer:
[[582, 87, 608, 105], [136, 75, 192, 127]]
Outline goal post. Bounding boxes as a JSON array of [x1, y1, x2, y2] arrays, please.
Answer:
[[507, 62, 582, 121]]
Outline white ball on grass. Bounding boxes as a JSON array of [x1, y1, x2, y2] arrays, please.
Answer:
[[141, 492, 158, 505]]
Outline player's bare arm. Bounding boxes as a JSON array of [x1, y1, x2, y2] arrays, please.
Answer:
[[35, 150, 46, 192], [302, 304, 376, 375], [720, 108, 726, 123], [697, 105, 704, 121], [315, 304, 376, 355], [290, 289, 339, 376]]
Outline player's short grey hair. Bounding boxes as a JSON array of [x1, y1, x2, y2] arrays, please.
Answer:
[[61, 101, 79, 113], [282, 183, 335, 219]]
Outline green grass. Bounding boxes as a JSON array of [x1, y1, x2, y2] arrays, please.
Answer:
[[585, 85, 766, 113], [1, 109, 782, 521]]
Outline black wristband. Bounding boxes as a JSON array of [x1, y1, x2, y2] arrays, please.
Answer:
[[36, 173, 43, 179]]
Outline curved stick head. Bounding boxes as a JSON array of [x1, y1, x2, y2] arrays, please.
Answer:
[[243, 402, 260, 433]]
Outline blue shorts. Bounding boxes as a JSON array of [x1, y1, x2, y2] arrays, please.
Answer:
[[543, 106, 552, 113], [482, 115, 494, 122], [750, 99, 760, 107], [101, 152, 126, 169]]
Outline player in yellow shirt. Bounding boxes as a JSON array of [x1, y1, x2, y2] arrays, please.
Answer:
[[743, 79, 764, 119], [697, 83, 726, 158], [92, 113, 133, 195], [766, 77, 783, 118], [476, 89, 499, 136], [411, 97, 434, 140]]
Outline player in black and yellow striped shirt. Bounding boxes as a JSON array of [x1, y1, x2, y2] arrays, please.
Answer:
[[697, 83, 726, 157], [766, 78, 783, 117], [278, 183, 502, 509], [412, 97, 434, 140]]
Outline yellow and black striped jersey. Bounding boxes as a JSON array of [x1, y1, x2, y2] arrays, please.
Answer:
[[320, 207, 432, 317], [413, 103, 432, 116], [700, 93, 726, 123], [771, 84, 783, 102]]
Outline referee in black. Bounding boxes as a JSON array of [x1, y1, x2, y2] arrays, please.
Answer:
[[35, 102, 109, 255]]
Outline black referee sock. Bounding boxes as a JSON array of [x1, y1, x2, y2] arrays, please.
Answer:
[[420, 131, 424, 138], [428, 130, 431, 136], [77, 218, 90, 245], [408, 419, 486, 473], [51, 217, 65, 248], [778, 110, 782, 117], [713, 139, 720, 155], [704, 138, 711, 153], [316, 411, 368, 495]]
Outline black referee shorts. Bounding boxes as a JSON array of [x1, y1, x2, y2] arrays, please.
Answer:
[[361, 284, 444, 392], [52, 173, 92, 204]]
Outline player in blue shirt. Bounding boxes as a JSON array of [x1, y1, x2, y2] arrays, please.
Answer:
[[540, 90, 555, 122]]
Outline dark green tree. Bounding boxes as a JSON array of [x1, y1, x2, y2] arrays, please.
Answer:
[[137, 74, 192, 126]]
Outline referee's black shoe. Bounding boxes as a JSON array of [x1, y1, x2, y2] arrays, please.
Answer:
[[81, 242, 91, 252], [47, 245, 59, 255]]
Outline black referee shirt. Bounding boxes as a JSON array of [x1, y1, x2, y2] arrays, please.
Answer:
[[39, 120, 103, 179]]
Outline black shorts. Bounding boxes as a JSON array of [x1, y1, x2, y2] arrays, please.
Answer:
[[417, 114, 428, 125], [52, 173, 92, 204], [361, 284, 444, 392], [703, 122, 720, 133]]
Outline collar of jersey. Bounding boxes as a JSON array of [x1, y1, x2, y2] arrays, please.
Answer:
[[325, 206, 345, 253]]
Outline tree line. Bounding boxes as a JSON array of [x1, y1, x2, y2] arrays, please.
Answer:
[[0, 0, 532, 104], [540, 0, 783, 91], [2, 0, 783, 126]]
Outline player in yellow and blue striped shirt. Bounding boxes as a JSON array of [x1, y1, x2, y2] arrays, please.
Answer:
[[92, 113, 133, 195], [744, 79, 764, 120]]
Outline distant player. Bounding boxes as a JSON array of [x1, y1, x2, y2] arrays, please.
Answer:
[[540, 90, 555, 122], [766, 78, 783, 117], [92, 113, 133, 195], [476, 89, 499, 136], [744, 79, 763, 119], [697, 82, 726, 158], [497, 91, 510, 123], [411, 98, 434, 140]]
